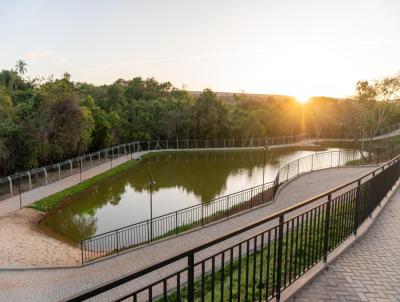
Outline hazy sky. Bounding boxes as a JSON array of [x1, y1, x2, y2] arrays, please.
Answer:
[[1, 0, 400, 99]]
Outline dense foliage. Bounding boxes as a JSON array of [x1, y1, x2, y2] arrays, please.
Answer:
[[0, 64, 399, 176]]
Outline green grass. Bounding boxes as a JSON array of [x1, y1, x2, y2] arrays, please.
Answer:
[[159, 200, 355, 301], [28, 159, 139, 212]]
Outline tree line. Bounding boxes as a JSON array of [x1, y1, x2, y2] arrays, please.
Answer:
[[0, 61, 399, 175]]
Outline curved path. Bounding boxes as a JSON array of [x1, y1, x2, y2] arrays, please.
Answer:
[[0, 166, 374, 302], [290, 187, 400, 302]]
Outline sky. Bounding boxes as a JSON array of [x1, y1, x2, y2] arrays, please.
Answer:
[[1, 0, 400, 99]]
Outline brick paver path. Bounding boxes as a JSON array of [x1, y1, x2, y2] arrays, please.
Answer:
[[290, 187, 400, 302], [0, 167, 374, 302]]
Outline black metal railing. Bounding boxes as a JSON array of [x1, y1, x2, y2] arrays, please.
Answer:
[[80, 149, 387, 263], [81, 181, 276, 263], [63, 154, 400, 302]]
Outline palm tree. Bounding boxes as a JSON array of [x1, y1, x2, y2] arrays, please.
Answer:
[[15, 60, 27, 75]]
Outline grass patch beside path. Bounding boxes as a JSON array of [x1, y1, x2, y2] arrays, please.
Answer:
[[159, 200, 355, 302], [28, 159, 139, 213]]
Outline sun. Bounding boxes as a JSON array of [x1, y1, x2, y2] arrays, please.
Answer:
[[295, 93, 311, 104]]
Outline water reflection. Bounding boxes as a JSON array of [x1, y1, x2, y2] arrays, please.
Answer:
[[40, 148, 335, 244]]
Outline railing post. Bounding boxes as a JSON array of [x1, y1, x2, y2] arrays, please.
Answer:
[[187, 252, 195, 302], [323, 193, 332, 262], [226, 195, 229, 217], [354, 180, 361, 234], [201, 204, 204, 226], [175, 211, 179, 235], [8, 176, 13, 196], [297, 159, 300, 175], [286, 165, 289, 181], [116, 230, 119, 253], [311, 155, 314, 170], [27, 172, 32, 190], [275, 214, 284, 301], [80, 241, 84, 265], [250, 188, 253, 208], [147, 220, 151, 244], [273, 175, 280, 199], [43, 167, 48, 185], [57, 163, 61, 180], [69, 159, 73, 176]]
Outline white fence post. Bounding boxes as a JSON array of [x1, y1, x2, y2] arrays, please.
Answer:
[[57, 164, 61, 179], [69, 160, 73, 176], [8, 176, 13, 196], [43, 167, 48, 185], [27, 172, 32, 190]]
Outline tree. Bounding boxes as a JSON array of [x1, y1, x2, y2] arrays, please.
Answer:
[[355, 74, 400, 152], [15, 60, 27, 75]]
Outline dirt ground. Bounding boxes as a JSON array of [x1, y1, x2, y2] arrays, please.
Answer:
[[0, 208, 81, 268]]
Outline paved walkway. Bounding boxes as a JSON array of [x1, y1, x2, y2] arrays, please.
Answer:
[[290, 186, 400, 302], [0, 167, 374, 302], [319, 128, 400, 142]]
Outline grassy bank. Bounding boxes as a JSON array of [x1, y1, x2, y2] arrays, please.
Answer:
[[28, 159, 139, 212]]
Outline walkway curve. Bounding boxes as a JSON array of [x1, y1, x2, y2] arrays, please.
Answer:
[[290, 187, 400, 302], [0, 166, 374, 302]]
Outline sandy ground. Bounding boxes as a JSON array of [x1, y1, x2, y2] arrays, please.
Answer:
[[0, 208, 81, 268]]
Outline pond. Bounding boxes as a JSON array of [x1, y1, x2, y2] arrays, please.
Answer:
[[40, 147, 346, 245]]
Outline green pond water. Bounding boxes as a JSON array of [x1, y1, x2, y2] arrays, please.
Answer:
[[40, 147, 345, 245]]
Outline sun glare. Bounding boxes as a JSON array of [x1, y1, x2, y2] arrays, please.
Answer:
[[295, 94, 311, 104]]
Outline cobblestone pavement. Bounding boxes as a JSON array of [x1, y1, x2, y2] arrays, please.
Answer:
[[0, 167, 374, 302], [290, 187, 400, 302]]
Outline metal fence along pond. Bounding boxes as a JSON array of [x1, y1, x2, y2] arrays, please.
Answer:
[[0, 134, 307, 202], [80, 148, 395, 263], [2, 121, 400, 202], [64, 153, 400, 302]]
